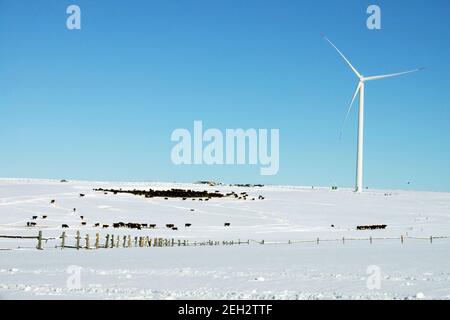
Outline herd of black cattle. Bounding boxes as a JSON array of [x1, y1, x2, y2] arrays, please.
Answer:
[[356, 224, 387, 230], [24, 188, 252, 230], [24, 187, 387, 231], [93, 188, 265, 201]]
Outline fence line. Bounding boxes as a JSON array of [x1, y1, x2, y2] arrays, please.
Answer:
[[1, 232, 450, 251]]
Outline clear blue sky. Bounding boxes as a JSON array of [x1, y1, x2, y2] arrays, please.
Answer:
[[0, 0, 449, 191]]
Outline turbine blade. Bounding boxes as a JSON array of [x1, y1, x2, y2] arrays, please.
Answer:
[[364, 67, 425, 81], [322, 34, 362, 78], [339, 82, 361, 139]]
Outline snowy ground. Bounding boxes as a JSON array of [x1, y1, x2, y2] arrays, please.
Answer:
[[1, 178, 450, 299]]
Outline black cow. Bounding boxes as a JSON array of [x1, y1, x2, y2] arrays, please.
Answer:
[[80, 216, 84, 220], [224, 223, 231, 227], [166, 224, 174, 228], [81, 222, 87, 226], [42, 215, 47, 219], [50, 200, 55, 204], [102, 224, 109, 228], [172, 227, 178, 230], [94, 223, 100, 227], [62, 224, 69, 228], [32, 216, 38, 220], [79, 193, 85, 197], [27, 222, 36, 227], [185, 223, 192, 227], [149, 224, 156, 229]]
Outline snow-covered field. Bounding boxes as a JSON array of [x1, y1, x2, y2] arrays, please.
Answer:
[[1, 178, 450, 299]]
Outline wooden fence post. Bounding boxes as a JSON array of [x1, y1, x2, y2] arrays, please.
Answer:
[[76, 231, 80, 250], [342, 237, 345, 245], [134, 236, 138, 247], [128, 235, 132, 247], [370, 236, 372, 244], [95, 233, 100, 249], [85, 234, 90, 249], [105, 234, 110, 248], [316, 237, 319, 245], [123, 236, 127, 247], [36, 231, 43, 250], [61, 231, 66, 250], [430, 236, 433, 244], [401, 235, 404, 244], [111, 235, 115, 248]]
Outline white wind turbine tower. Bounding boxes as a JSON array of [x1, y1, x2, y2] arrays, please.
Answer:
[[323, 35, 424, 193]]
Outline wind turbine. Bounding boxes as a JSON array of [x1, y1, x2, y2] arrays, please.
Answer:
[[323, 35, 423, 193]]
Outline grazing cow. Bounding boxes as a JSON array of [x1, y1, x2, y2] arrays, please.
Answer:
[[172, 227, 178, 230], [164, 197, 168, 200], [27, 222, 36, 227], [190, 209, 195, 212], [102, 224, 109, 228], [32, 216, 38, 220], [50, 200, 55, 204], [166, 224, 174, 228], [79, 193, 85, 197], [224, 223, 231, 227], [331, 224, 335, 228], [182, 198, 187, 201], [185, 223, 192, 228], [141, 223, 148, 228], [42, 215, 47, 219], [149, 224, 156, 229], [94, 223, 100, 227], [81, 222, 86, 226], [62, 224, 69, 228], [80, 216, 84, 220], [73, 208, 76, 212]]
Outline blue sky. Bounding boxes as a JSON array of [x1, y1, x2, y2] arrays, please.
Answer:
[[0, 0, 449, 191]]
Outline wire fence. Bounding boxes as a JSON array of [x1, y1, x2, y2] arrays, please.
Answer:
[[1, 231, 450, 251]]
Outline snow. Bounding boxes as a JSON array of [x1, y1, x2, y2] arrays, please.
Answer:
[[1, 178, 450, 299]]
